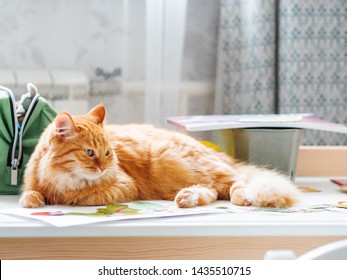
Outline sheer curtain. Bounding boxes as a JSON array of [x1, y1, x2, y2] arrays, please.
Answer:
[[0, 0, 190, 127], [144, 0, 187, 126], [121, 0, 187, 126]]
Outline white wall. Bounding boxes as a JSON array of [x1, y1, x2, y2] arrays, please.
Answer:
[[0, 0, 219, 81], [0, 0, 220, 123], [0, 0, 125, 77]]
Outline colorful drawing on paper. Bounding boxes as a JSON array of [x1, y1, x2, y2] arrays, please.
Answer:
[[31, 202, 168, 217], [214, 201, 347, 214], [215, 206, 320, 214], [0, 200, 218, 227], [308, 201, 347, 211]]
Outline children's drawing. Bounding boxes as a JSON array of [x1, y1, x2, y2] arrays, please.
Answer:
[[216, 206, 320, 214], [215, 201, 347, 214], [309, 201, 347, 211], [30, 202, 168, 217], [0, 200, 217, 227]]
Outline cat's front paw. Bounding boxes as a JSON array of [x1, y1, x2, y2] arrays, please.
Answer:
[[175, 185, 217, 208], [19, 190, 45, 208], [175, 188, 198, 208], [230, 185, 252, 206]]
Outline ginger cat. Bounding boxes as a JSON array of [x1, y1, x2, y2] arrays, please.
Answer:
[[20, 105, 299, 208]]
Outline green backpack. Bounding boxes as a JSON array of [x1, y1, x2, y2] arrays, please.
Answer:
[[0, 83, 57, 194]]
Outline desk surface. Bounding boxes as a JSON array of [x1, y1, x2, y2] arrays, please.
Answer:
[[1, 178, 347, 238]]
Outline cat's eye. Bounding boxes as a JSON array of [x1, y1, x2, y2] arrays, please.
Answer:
[[84, 149, 94, 157], [105, 150, 111, 157]]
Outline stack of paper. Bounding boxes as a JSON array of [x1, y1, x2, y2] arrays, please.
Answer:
[[167, 113, 347, 133]]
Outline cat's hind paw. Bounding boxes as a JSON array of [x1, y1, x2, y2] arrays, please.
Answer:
[[231, 171, 299, 208], [19, 190, 45, 208], [175, 185, 217, 208]]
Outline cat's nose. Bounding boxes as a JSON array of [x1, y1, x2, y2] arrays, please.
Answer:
[[99, 165, 107, 172]]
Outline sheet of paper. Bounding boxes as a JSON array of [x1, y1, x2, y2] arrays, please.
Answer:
[[1, 182, 347, 227], [0, 200, 217, 227]]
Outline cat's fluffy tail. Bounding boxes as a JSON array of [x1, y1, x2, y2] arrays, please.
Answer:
[[231, 165, 299, 208]]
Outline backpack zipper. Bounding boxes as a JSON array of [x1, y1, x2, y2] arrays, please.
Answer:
[[0, 86, 19, 185], [17, 93, 40, 167]]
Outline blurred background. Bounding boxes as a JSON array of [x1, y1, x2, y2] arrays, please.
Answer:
[[0, 0, 346, 145]]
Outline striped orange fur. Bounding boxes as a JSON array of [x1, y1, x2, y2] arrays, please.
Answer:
[[20, 105, 299, 208]]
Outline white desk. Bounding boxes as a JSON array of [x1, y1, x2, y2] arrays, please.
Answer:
[[1, 178, 347, 259]]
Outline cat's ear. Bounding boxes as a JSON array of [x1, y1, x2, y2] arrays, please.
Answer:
[[54, 112, 76, 137], [88, 104, 105, 126]]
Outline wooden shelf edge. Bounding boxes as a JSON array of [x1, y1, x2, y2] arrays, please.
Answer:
[[297, 146, 347, 177]]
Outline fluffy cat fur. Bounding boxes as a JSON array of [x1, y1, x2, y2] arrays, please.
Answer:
[[19, 105, 299, 208]]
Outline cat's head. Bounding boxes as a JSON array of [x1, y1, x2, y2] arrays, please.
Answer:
[[48, 104, 117, 185]]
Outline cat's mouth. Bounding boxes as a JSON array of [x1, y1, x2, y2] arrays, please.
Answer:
[[82, 173, 104, 181], [74, 167, 108, 181]]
